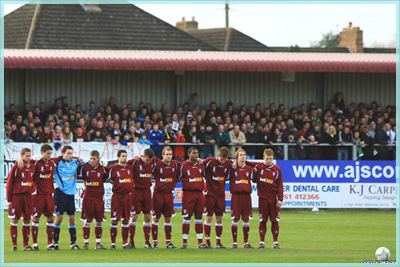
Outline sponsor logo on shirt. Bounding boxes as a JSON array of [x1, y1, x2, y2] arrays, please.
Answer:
[[188, 177, 203, 183], [119, 178, 132, 183], [212, 176, 225, 181], [21, 182, 33, 187], [235, 179, 249, 185], [160, 178, 174, 183]]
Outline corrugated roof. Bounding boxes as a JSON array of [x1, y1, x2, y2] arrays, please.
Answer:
[[4, 49, 395, 73], [5, 4, 215, 51]]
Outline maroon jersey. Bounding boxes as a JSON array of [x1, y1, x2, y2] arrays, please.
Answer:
[[79, 163, 107, 201], [253, 163, 283, 202], [6, 161, 35, 202], [127, 158, 154, 190], [203, 158, 231, 197], [229, 164, 253, 194], [179, 161, 206, 192], [33, 158, 56, 195], [106, 163, 134, 194], [153, 159, 180, 193]]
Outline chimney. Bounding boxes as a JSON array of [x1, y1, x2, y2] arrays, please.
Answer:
[[176, 17, 198, 31], [338, 22, 363, 53]]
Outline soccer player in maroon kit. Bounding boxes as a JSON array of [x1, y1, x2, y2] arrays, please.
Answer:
[[202, 147, 231, 249], [229, 149, 254, 249], [106, 150, 135, 249], [7, 148, 35, 251], [179, 147, 207, 249], [253, 148, 283, 249], [151, 146, 179, 249], [31, 144, 56, 251], [127, 148, 155, 248], [78, 150, 107, 250]]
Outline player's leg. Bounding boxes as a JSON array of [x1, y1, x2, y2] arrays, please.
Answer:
[[204, 195, 214, 247], [122, 194, 133, 249], [258, 198, 267, 248], [143, 213, 152, 248], [68, 214, 79, 249], [151, 192, 161, 248], [269, 201, 280, 249], [181, 192, 193, 249], [143, 189, 152, 248], [31, 194, 41, 250], [44, 194, 55, 250], [8, 197, 20, 251], [129, 193, 138, 247], [163, 192, 176, 248], [22, 195, 34, 250], [81, 197, 91, 249], [194, 193, 206, 248], [67, 193, 79, 250], [31, 215, 40, 250], [230, 194, 239, 248], [110, 194, 119, 249], [94, 200, 105, 249], [242, 195, 252, 248], [215, 196, 226, 248], [82, 218, 91, 249], [54, 214, 63, 249], [10, 217, 19, 251]]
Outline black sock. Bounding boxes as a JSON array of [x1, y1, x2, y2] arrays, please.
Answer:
[[69, 224, 76, 244], [54, 224, 61, 244]]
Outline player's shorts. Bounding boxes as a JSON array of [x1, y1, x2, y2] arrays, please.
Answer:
[[33, 193, 55, 218], [54, 188, 76, 216], [182, 191, 205, 218], [258, 198, 278, 223], [152, 191, 174, 219], [205, 195, 225, 216], [8, 193, 33, 220], [81, 196, 105, 223], [134, 188, 152, 214], [111, 193, 133, 222], [231, 193, 252, 221]]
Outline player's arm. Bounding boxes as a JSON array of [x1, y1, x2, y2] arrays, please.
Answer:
[[245, 160, 257, 168], [6, 164, 17, 203], [276, 168, 284, 207], [105, 166, 113, 184], [77, 164, 86, 180]]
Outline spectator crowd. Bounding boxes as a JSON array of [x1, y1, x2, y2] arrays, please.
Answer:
[[4, 92, 396, 160]]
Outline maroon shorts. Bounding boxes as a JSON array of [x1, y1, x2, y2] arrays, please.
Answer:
[[205, 195, 225, 216], [82, 196, 105, 223], [8, 194, 33, 221], [152, 191, 174, 218], [33, 193, 55, 218], [111, 193, 133, 222], [134, 188, 152, 214], [258, 198, 278, 223], [182, 191, 205, 218], [231, 193, 252, 221]]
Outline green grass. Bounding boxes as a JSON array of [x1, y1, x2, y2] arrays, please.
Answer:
[[3, 209, 396, 263]]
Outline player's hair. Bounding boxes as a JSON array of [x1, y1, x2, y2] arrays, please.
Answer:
[[21, 148, 31, 156], [40, 144, 53, 153], [263, 148, 274, 157], [188, 146, 198, 155], [117, 150, 127, 158], [143, 148, 154, 159], [162, 146, 172, 155], [236, 148, 246, 158], [90, 150, 100, 158], [218, 147, 229, 159], [61, 145, 73, 154]]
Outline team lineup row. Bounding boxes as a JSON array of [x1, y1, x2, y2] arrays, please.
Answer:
[[6, 144, 284, 251]]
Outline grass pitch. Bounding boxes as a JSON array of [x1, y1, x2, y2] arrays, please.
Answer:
[[3, 209, 396, 263]]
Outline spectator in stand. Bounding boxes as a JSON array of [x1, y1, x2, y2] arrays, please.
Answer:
[[244, 125, 262, 159], [52, 125, 64, 151], [174, 129, 186, 161], [199, 125, 216, 158], [229, 125, 246, 158], [322, 125, 338, 160], [148, 124, 164, 157], [216, 124, 230, 148], [337, 125, 354, 160]]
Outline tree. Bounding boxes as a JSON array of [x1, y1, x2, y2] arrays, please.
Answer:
[[310, 31, 339, 48]]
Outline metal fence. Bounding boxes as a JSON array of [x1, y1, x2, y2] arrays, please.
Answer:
[[159, 143, 396, 160]]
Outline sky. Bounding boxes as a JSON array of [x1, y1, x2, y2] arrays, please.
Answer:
[[3, 2, 397, 47]]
